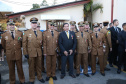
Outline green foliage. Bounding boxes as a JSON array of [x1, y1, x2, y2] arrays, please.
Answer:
[[31, 4, 40, 10], [92, 4, 103, 13], [84, 0, 103, 15]]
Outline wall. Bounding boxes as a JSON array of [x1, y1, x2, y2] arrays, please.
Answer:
[[25, 5, 84, 30], [92, 0, 126, 29]]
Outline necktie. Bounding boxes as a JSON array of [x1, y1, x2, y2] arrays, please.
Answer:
[[81, 32, 83, 38], [51, 31, 54, 36], [66, 31, 69, 39], [96, 33, 98, 38], [11, 32, 14, 39], [115, 27, 118, 33], [34, 31, 37, 37]]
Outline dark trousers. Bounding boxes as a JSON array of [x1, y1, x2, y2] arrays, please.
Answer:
[[61, 55, 74, 76], [109, 45, 118, 65], [118, 51, 126, 70]]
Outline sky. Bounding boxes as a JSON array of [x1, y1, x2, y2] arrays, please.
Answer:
[[0, 0, 75, 13]]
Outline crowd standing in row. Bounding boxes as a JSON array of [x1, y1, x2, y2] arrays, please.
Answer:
[[1, 18, 126, 84]]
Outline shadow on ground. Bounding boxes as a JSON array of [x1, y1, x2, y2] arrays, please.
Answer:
[[107, 79, 126, 84]]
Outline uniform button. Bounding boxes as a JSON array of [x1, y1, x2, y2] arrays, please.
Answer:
[[14, 44, 15, 45]]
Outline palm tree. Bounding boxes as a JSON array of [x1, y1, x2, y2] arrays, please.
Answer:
[[84, 0, 103, 29]]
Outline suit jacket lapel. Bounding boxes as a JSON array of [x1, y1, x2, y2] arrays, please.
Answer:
[[69, 31, 71, 39], [63, 31, 68, 39]]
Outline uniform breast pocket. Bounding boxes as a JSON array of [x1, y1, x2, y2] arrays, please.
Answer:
[[6, 40, 11, 50]]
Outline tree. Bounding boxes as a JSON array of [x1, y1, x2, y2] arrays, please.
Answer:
[[84, 0, 103, 29], [31, 4, 40, 10], [40, 0, 49, 6]]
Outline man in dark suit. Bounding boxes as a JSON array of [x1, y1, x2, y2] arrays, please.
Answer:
[[59, 23, 77, 79], [117, 23, 126, 74], [109, 19, 121, 67]]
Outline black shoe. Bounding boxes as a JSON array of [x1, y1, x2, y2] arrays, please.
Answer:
[[109, 64, 113, 67], [76, 73, 80, 77], [20, 82, 25, 84], [104, 67, 111, 71], [101, 73, 105, 76], [60, 75, 65, 79], [123, 69, 126, 72], [69, 74, 76, 78], [52, 76, 57, 80], [84, 74, 90, 77], [29, 82, 34, 84], [117, 69, 121, 74], [46, 77, 50, 81], [67, 69, 69, 72], [91, 72, 96, 76], [39, 79, 45, 83]]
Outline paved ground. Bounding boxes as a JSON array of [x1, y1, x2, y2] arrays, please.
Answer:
[[0, 56, 126, 84]]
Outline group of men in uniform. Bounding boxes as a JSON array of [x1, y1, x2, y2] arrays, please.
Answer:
[[1, 17, 126, 84]]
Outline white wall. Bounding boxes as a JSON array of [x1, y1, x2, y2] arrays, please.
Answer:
[[92, 0, 111, 23], [25, 5, 84, 30], [92, 0, 126, 29], [113, 0, 126, 28]]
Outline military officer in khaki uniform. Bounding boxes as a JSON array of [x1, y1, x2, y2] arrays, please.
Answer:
[[23, 17, 45, 84], [76, 21, 92, 77], [84, 21, 93, 33], [43, 21, 59, 81], [1, 19, 25, 84], [91, 23, 106, 76], [84, 21, 93, 66], [100, 21, 112, 71]]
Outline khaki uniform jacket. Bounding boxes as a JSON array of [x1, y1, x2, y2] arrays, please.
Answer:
[[43, 30, 59, 55], [23, 29, 42, 57], [84, 29, 93, 34], [91, 32, 106, 55], [1, 31, 23, 60], [76, 31, 92, 54], [100, 28, 112, 48]]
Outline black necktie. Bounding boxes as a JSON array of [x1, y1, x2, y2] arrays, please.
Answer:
[[81, 32, 83, 38], [51, 31, 54, 36], [96, 33, 98, 38], [34, 31, 37, 37], [11, 32, 14, 39]]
